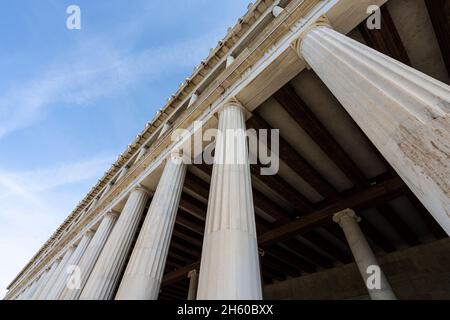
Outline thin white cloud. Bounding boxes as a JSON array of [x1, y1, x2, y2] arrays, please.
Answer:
[[0, 0, 248, 299], [0, 29, 219, 139], [0, 155, 114, 298]]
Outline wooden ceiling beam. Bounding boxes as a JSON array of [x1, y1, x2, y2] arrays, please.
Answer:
[[167, 251, 196, 265], [170, 237, 202, 257], [161, 287, 186, 300], [192, 164, 291, 225], [168, 243, 199, 260], [184, 171, 210, 201], [246, 113, 339, 201], [193, 163, 292, 222], [250, 163, 313, 213], [175, 210, 204, 235], [358, 5, 411, 65], [172, 229, 203, 248], [192, 164, 367, 265], [179, 194, 207, 221], [322, 223, 350, 247], [274, 85, 368, 188], [162, 262, 200, 286], [257, 176, 407, 246]]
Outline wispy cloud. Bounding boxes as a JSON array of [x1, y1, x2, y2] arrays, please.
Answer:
[[0, 155, 114, 298], [0, 25, 219, 139], [0, 155, 114, 199], [0, 0, 249, 299]]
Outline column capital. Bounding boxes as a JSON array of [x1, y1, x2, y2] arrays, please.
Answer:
[[105, 209, 120, 219], [217, 97, 252, 119], [332, 208, 361, 225], [132, 184, 150, 195], [187, 269, 198, 278], [293, 15, 332, 61]]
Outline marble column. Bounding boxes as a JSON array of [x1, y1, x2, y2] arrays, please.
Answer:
[[46, 231, 93, 299], [31, 259, 60, 299], [296, 24, 450, 235], [19, 285, 31, 300], [333, 209, 396, 300], [40, 246, 75, 300], [60, 211, 118, 300], [23, 276, 41, 300], [187, 269, 199, 300], [197, 100, 262, 300], [116, 151, 187, 300], [79, 186, 149, 300]]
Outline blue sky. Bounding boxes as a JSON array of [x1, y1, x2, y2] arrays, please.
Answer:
[[0, 0, 250, 297]]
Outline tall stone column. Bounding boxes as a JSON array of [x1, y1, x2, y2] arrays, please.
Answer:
[[46, 231, 94, 299], [333, 209, 396, 300], [296, 23, 450, 235], [197, 100, 262, 300], [31, 259, 60, 299], [16, 287, 27, 300], [79, 186, 149, 300], [23, 276, 42, 300], [187, 269, 199, 300], [60, 211, 118, 300], [40, 246, 76, 300], [115, 151, 186, 300]]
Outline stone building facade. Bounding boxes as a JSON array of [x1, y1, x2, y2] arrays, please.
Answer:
[[5, 0, 450, 300]]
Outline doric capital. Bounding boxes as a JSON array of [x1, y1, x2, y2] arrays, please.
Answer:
[[105, 209, 120, 219], [217, 97, 252, 119], [132, 184, 150, 195], [293, 15, 333, 56], [332, 208, 361, 225]]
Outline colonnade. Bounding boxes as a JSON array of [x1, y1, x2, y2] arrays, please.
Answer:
[[10, 20, 450, 301]]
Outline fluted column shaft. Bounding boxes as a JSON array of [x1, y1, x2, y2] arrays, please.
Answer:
[[187, 269, 199, 300], [116, 154, 186, 300], [333, 209, 396, 300], [31, 259, 60, 299], [40, 247, 75, 300], [298, 25, 450, 235], [79, 186, 149, 300], [197, 102, 262, 300], [46, 231, 93, 299], [60, 211, 118, 300], [23, 276, 41, 300]]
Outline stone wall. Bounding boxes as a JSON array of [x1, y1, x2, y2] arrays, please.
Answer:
[[263, 238, 450, 300]]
